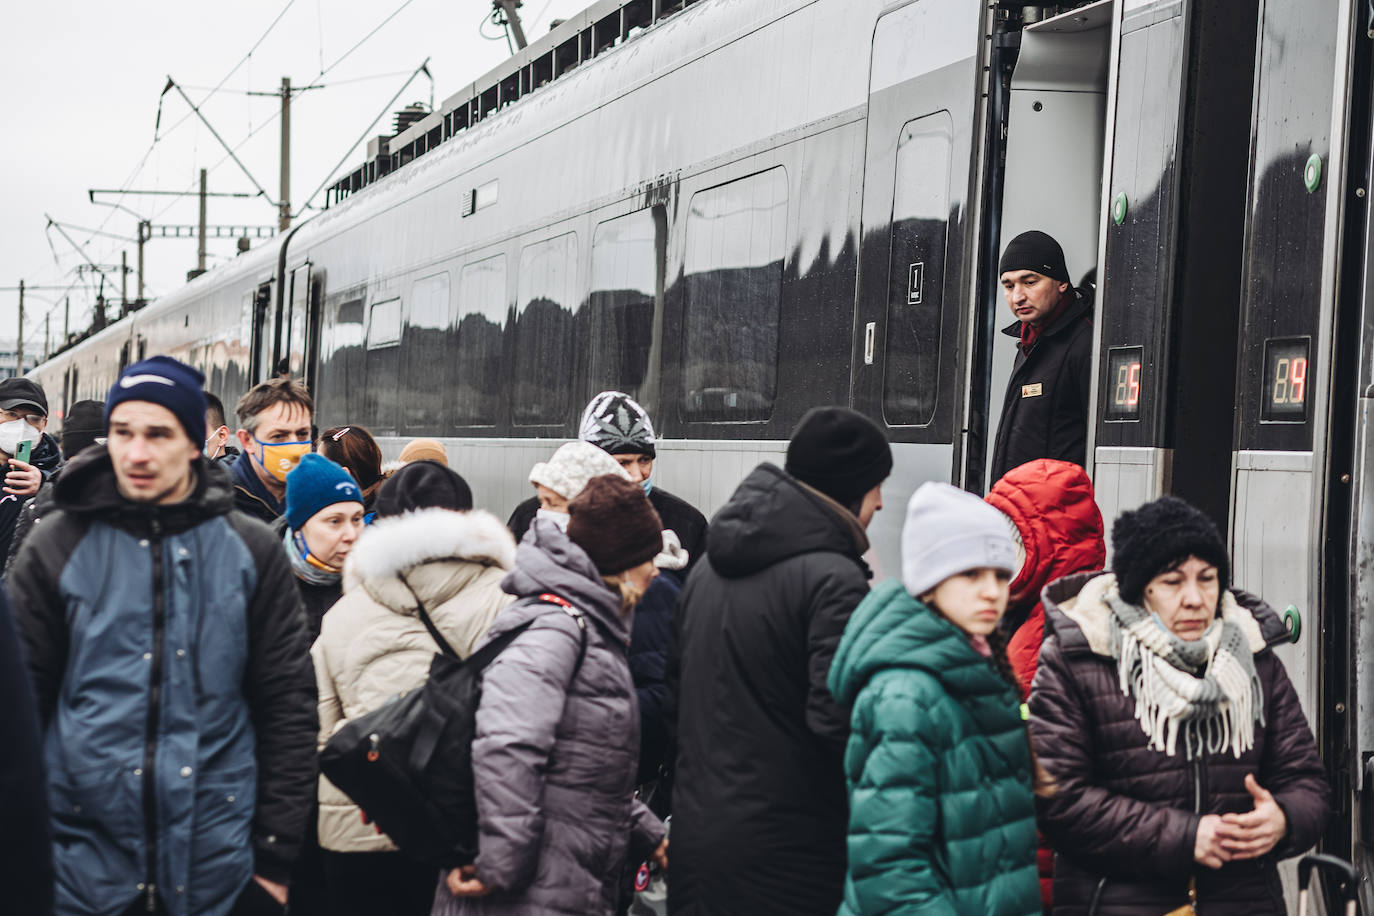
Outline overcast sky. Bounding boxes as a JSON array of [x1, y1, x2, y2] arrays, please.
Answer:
[[0, 0, 593, 360]]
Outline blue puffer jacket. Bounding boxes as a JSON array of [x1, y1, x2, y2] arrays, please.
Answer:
[[9, 447, 318, 916]]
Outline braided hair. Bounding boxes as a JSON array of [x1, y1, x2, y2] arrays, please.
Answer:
[[985, 625, 1055, 798], [922, 594, 1056, 799]]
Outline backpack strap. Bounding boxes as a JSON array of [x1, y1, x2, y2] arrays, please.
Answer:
[[532, 593, 590, 683], [399, 573, 460, 659]]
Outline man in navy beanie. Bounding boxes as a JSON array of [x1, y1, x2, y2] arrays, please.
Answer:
[[666, 406, 891, 916], [9, 355, 318, 916], [990, 229, 1094, 481]]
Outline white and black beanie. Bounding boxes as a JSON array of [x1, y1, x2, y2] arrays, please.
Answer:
[[579, 390, 656, 458]]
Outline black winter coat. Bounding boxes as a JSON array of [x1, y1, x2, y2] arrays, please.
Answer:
[[665, 463, 871, 916], [990, 290, 1094, 482], [1030, 572, 1330, 915], [0, 586, 53, 915], [508, 485, 708, 574]]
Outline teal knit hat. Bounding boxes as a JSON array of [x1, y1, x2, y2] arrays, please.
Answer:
[[285, 453, 363, 530]]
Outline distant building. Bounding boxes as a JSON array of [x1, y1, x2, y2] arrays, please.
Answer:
[[0, 340, 41, 380]]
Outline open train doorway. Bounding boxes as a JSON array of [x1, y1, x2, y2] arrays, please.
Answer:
[[981, 0, 1111, 493]]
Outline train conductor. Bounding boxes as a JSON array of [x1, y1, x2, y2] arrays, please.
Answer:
[[989, 230, 1094, 482]]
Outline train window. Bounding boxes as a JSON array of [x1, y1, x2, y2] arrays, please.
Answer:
[[513, 233, 578, 425], [681, 167, 788, 422], [588, 208, 664, 402], [286, 266, 310, 378], [453, 255, 508, 426], [366, 298, 402, 349], [319, 297, 366, 421], [403, 272, 451, 431], [883, 113, 952, 427]]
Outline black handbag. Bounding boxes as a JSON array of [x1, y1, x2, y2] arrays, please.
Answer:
[[319, 582, 586, 868]]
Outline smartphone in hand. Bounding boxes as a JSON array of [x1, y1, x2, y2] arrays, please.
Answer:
[[15, 439, 32, 464]]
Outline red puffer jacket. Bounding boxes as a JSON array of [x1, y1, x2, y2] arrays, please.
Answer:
[[986, 459, 1106, 694], [985, 459, 1105, 911]]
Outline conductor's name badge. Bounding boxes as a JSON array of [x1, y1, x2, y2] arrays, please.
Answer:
[[1021, 383, 1043, 398]]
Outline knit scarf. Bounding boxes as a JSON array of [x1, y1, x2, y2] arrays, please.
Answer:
[[1106, 590, 1264, 759], [284, 528, 342, 588]]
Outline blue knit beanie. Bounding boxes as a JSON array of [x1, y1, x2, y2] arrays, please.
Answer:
[[285, 453, 363, 530], [105, 356, 207, 446]]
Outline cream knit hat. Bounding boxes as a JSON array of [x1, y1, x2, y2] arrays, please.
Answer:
[[529, 441, 630, 501]]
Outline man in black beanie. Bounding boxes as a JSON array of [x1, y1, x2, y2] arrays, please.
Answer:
[[990, 229, 1094, 481], [666, 406, 891, 916]]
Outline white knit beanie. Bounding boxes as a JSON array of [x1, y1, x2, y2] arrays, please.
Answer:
[[529, 441, 631, 501], [901, 482, 1017, 598]]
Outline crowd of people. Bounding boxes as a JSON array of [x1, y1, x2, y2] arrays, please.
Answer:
[[0, 228, 1337, 916]]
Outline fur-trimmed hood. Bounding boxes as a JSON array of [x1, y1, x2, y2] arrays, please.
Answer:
[[1042, 570, 1288, 659], [343, 508, 516, 616]]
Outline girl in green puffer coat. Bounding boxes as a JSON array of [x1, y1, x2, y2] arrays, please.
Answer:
[[829, 482, 1042, 916]]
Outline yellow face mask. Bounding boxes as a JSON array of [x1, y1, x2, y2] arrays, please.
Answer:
[[254, 438, 312, 483]]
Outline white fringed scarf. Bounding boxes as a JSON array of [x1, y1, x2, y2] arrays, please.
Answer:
[[1106, 588, 1265, 759]]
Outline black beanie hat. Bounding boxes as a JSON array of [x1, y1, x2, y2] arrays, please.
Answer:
[[785, 407, 893, 506], [375, 460, 473, 518], [999, 230, 1071, 284], [567, 474, 664, 574], [1111, 496, 1229, 605], [61, 400, 106, 459]]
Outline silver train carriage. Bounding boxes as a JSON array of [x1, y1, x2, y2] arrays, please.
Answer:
[[31, 0, 1374, 904]]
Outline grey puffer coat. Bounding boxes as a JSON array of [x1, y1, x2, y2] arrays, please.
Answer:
[[432, 519, 666, 916]]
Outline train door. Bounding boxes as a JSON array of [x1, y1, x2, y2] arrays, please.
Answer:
[[283, 263, 317, 388], [983, 1, 1111, 492], [853, 0, 988, 577], [1092, 0, 1258, 532], [1227, 0, 1363, 881], [248, 280, 276, 382]]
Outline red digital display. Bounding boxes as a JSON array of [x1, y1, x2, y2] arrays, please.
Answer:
[[1261, 337, 1310, 422], [1105, 346, 1143, 421]]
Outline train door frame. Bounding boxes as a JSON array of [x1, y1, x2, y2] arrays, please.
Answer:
[[851, 0, 991, 576], [983, 0, 1114, 494]]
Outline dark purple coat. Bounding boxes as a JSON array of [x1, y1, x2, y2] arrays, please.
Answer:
[[1029, 571, 1329, 915]]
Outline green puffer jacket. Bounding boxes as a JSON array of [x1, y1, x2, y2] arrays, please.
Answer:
[[828, 579, 1040, 916]]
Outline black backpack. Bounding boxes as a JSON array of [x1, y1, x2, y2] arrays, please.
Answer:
[[319, 583, 587, 868]]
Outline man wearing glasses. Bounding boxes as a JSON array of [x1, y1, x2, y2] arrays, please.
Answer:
[[0, 377, 62, 562]]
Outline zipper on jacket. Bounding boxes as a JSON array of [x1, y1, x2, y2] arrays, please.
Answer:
[[141, 517, 165, 912]]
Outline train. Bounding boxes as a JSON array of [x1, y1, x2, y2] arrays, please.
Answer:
[[31, 0, 1374, 902]]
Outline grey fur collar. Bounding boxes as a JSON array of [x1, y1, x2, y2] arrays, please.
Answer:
[[344, 508, 516, 591]]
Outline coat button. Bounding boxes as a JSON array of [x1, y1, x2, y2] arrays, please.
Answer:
[[139, 539, 149, 547], [176, 649, 186, 658], [227, 794, 235, 803], [180, 766, 192, 777], [134, 768, 143, 776], [178, 547, 188, 557], [137, 883, 145, 891], [143, 653, 152, 661]]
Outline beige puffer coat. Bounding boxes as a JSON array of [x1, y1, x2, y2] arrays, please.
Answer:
[[312, 507, 517, 853]]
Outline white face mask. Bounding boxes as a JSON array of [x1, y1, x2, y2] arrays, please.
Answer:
[[0, 418, 39, 458], [536, 508, 570, 531]]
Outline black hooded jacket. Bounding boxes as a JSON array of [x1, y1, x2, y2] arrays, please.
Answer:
[[0, 431, 64, 570], [665, 463, 871, 916], [990, 289, 1094, 482]]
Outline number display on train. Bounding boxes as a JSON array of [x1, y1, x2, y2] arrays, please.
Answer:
[[1105, 346, 1143, 421], [1261, 337, 1310, 422]]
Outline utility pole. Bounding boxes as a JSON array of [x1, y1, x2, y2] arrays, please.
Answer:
[[280, 77, 292, 232], [63, 298, 69, 346], [17, 279, 23, 377], [496, 0, 528, 49], [121, 250, 128, 310], [137, 221, 149, 303], [44, 313, 49, 362], [196, 168, 208, 276]]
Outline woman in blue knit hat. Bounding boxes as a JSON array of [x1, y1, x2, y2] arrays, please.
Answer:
[[283, 452, 365, 640]]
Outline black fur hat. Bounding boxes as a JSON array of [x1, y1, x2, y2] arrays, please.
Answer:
[[1111, 496, 1229, 605]]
